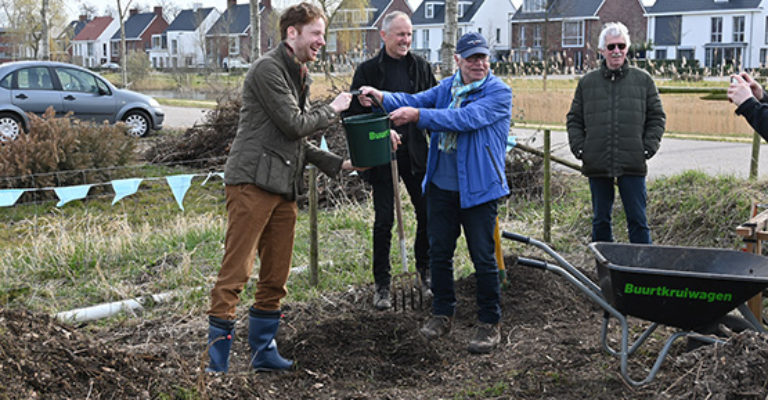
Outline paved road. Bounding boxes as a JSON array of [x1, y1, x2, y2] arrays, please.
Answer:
[[161, 105, 211, 129], [161, 106, 768, 180], [514, 128, 768, 180]]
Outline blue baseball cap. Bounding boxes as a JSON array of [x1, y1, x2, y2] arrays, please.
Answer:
[[456, 32, 490, 59]]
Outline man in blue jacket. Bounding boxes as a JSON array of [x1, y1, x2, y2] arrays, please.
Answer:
[[359, 32, 512, 354]]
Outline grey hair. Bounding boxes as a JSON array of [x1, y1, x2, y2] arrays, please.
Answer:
[[598, 22, 631, 50], [381, 11, 410, 33]]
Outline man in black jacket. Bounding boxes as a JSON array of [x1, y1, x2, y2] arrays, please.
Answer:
[[347, 11, 437, 310]]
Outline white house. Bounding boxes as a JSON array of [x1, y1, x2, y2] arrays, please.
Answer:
[[411, 0, 516, 64], [646, 0, 766, 69], [71, 16, 120, 68], [149, 6, 221, 69]]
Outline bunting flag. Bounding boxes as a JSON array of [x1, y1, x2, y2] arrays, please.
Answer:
[[0, 189, 26, 207], [166, 174, 195, 211], [506, 136, 517, 153], [201, 172, 225, 186], [111, 178, 143, 205], [54, 184, 93, 207], [320, 136, 329, 151]]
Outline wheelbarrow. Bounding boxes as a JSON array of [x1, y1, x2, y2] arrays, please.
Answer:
[[502, 231, 768, 386]]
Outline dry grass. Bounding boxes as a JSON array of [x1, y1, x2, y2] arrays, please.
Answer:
[[513, 89, 752, 137]]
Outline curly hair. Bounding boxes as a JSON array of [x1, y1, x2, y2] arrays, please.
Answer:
[[279, 2, 328, 40]]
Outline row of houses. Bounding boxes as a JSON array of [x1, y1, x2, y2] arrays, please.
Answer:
[[50, 0, 768, 72], [66, 0, 276, 70]]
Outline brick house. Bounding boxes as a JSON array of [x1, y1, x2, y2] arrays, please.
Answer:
[[326, 0, 414, 60], [110, 7, 169, 63], [509, 0, 646, 71], [71, 16, 120, 68], [205, 0, 276, 68]]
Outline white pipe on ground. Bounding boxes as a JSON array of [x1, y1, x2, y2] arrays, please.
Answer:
[[55, 289, 182, 323]]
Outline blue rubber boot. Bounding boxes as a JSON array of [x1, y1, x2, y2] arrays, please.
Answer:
[[206, 316, 235, 373], [248, 307, 293, 371]]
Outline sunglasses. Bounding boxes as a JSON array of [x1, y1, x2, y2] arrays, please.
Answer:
[[606, 43, 626, 51]]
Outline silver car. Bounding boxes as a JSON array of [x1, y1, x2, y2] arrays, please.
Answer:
[[0, 61, 164, 140]]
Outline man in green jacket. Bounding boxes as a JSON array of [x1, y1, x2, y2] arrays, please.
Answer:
[[566, 22, 665, 244], [205, 2, 358, 373]]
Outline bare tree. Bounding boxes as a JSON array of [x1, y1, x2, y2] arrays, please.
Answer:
[[78, 2, 97, 19], [40, 0, 48, 59], [440, 0, 457, 78], [250, 0, 260, 61], [116, 0, 133, 87]]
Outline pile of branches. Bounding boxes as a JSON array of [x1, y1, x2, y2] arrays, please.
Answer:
[[143, 97, 547, 209]]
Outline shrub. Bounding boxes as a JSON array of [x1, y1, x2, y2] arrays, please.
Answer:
[[127, 50, 152, 84], [0, 108, 136, 188]]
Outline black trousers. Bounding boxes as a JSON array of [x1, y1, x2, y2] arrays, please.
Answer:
[[370, 149, 429, 287]]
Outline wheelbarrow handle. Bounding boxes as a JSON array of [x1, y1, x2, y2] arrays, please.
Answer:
[[501, 231, 530, 244], [516, 256, 548, 271]]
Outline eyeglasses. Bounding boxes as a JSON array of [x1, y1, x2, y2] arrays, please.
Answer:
[[606, 43, 626, 51]]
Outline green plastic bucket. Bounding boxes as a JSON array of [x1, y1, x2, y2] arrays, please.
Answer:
[[342, 113, 391, 167]]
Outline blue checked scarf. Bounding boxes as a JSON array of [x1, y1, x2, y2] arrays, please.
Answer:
[[437, 70, 488, 153]]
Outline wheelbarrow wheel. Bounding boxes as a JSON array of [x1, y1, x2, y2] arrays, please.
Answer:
[[685, 315, 754, 352]]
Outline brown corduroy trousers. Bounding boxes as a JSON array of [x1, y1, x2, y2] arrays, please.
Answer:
[[208, 184, 297, 321]]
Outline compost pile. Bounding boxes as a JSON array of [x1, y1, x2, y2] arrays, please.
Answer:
[[3, 254, 768, 399], [141, 97, 545, 209]]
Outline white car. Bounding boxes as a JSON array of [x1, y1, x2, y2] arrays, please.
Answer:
[[222, 57, 251, 70], [99, 62, 121, 71]]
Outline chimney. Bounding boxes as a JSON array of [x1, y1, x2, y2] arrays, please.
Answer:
[[154, 6, 163, 16], [129, 8, 139, 16], [79, 14, 88, 22], [227, 0, 237, 9], [193, 2, 202, 11]]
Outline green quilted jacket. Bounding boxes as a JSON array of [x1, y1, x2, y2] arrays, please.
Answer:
[[566, 60, 666, 178], [224, 42, 342, 200]]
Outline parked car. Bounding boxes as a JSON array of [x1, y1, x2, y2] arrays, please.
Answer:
[[222, 56, 251, 70], [99, 62, 121, 71], [0, 61, 164, 140]]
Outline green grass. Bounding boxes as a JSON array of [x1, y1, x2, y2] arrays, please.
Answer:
[[1, 169, 765, 322], [156, 98, 217, 109]]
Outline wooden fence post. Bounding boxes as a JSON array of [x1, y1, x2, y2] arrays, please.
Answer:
[[750, 131, 760, 180], [543, 129, 551, 242], [309, 167, 319, 287]]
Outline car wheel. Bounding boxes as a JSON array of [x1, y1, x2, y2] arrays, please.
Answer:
[[123, 110, 150, 137], [0, 112, 23, 141]]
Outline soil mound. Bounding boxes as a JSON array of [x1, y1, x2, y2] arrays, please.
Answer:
[[3, 255, 768, 399]]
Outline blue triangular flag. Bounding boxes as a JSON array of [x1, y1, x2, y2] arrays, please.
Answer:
[[0, 189, 26, 207], [111, 178, 143, 205], [320, 136, 329, 151], [54, 184, 92, 207], [506, 136, 517, 153], [166, 174, 194, 211]]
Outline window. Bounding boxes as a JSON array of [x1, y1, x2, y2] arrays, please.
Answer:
[[0, 73, 11, 89], [326, 31, 337, 52], [152, 35, 162, 49], [654, 15, 681, 46], [733, 16, 745, 42], [55, 67, 107, 94], [228, 37, 240, 55], [496, 28, 501, 43], [458, 3, 465, 18], [102, 43, 107, 56], [765, 16, 768, 43], [760, 48, 767, 66], [522, 0, 545, 13], [478, 27, 482, 34], [17, 67, 54, 90], [426, 3, 434, 18], [422, 29, 429, 48], [655, 49, 667, 60], [562, 20, 584, 47], [533, 24, 542, 47], [87, 43, 93, 57], [171, 39, 178, 54], [518, 26, 525, 46], [678, 49, 695, 62], [711, 17, 722, 42]]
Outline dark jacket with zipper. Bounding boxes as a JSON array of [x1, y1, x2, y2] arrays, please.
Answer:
[[347, 49, 437, 180], [224, 42, 343, 200], [736, 90, 768, 140], [566, 60, 666, 178]]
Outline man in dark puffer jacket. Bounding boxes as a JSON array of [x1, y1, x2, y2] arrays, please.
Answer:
[[566, 22, 666, 244]]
